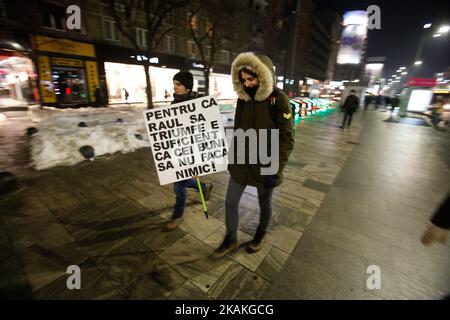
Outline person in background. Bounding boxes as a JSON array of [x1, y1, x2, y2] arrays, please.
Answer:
[[391, 95, 400, 114], [384, 95, 391, 111], [123, 88, 130, 106], [364, 93, 372, 111], [375, 94, 382, 109], [430, 96, 445, 127], [94, 87, 103, 108], [165, 71, 213, 231], [340, 90, 359, 129]]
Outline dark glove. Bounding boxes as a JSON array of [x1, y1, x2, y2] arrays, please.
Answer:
[[264, 175, 277, 189]]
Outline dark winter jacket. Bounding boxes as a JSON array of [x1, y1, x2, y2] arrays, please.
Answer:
[[228, 52, 295, 188], [343, 94, 359, 113]]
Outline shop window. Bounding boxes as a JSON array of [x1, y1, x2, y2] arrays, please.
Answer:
[[51, 67, 89, 105], [164, 36, 175, 52], [0, 0, 7, 18], [220, 50, 230, 64], [206, 22, 214, 37], [103, 19, 121, 41], [41, 4, 65, 31], [40, 1, 84, 33], [135, 28, 148, 47], [187, 40, 197, 58], [165, 11, 174, 25], [187, 12, 197, 31], [205, 46, 212, 60]]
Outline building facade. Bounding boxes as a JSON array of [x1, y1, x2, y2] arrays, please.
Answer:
[[0, 0, 255, 107]]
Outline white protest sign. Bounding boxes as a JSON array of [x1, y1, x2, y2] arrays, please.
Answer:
[[144, 96, 228, 185]]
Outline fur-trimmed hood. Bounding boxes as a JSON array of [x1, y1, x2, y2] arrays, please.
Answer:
[[231, 52, 275, 102]]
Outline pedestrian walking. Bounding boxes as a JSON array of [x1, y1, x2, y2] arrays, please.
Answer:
[[123, 88, 130, 105], [364, 93, 372, 111], [211, 52, 295, 258], [94, 87, 103, 108], [340, 90, 359, 128], [391, 95, 400, 114]]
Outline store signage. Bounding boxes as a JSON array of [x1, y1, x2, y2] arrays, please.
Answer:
[[85, 61, 99, 102], [337, 11, 368, 64], [33, 35, 95, 58], [407, 78, 437, 87], [51, 57, 84, 68], [144, 96, 228, 185], [38, 55, 57, 103]]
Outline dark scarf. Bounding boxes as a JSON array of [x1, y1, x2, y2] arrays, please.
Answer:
[[172, 91, 200, 104], [244, 86, 259, 99]]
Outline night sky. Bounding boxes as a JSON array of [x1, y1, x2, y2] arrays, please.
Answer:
[[318, 0, 450, 78]]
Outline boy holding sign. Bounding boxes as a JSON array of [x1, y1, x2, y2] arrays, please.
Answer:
[[166, 71, 213, 230]]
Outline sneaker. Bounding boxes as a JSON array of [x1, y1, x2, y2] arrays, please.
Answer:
[[211, 236, 239, 259], [203, 183, 213, 201], [166, 217, 183, 231], [248, 230, 266, 253]]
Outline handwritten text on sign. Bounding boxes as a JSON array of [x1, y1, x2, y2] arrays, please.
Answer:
[[144, 96, 228, 185]]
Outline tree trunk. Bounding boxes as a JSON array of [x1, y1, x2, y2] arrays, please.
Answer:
[[203, 69, 210, 95], [143, 62, 153, 109]]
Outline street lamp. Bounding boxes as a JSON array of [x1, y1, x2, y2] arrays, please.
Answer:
[[433, 33, 442, 37], [438, 25, 450, 33], [423, 23, 432, 29], [414, 60, 422, 65]]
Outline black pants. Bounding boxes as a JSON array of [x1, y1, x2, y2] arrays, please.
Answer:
[[342, 111, 354, 127]]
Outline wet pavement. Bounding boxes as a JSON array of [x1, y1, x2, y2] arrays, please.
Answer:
[[1, 108, 449, 299]]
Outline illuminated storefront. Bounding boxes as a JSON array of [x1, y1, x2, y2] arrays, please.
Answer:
[[104, 61, 236, 104], [0, 53, 38, 106], [209, 73, 237, 100], [104, 62, 180, 104], [96, 42, 235, 105], [0, 21, 38, 107], [32, 35, 99, 107]]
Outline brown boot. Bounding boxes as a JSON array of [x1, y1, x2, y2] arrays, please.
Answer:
[[248, 229, 266, 253], [211, 235, 239, 259], [166, 217, 183, 231], [421, 224, 448, 245]]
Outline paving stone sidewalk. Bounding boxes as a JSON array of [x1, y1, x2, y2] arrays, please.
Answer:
[[4, 109, 446, 299]]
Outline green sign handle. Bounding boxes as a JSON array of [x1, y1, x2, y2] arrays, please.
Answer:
[[196, 177, 208, 219]]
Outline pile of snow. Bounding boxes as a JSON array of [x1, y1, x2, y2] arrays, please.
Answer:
[[30, 106, 150, 170]]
